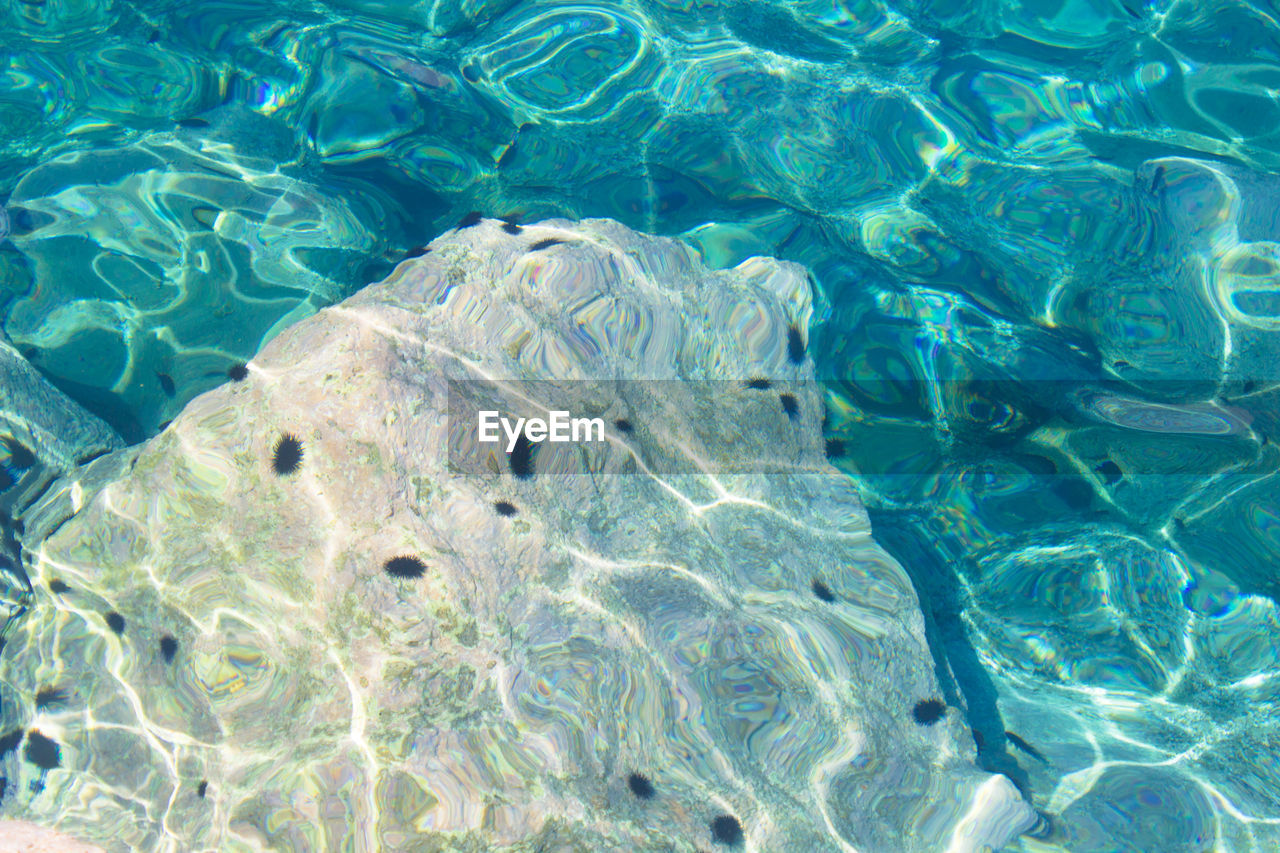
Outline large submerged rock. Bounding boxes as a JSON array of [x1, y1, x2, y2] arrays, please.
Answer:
[[0, 218, 1034, 850]]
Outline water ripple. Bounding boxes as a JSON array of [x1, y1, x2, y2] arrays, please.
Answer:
[[2, 0, 1280, 848]]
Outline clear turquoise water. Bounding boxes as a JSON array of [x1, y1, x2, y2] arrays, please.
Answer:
[[2, 0, 1279, 849]]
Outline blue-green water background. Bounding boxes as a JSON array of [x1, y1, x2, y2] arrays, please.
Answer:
[[2, 0, 1280, 848]]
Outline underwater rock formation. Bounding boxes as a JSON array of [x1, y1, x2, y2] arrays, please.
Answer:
[[0, 336, 122, 487], [0, 218, 1034, 850], [0, 334, 124, 631]]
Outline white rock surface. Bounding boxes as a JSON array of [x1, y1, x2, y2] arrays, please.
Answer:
[[0, 820, 105, 852], [0, 218, 1034, 850]]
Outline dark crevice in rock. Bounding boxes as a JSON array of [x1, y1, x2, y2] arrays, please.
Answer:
[[865, 505, 1032, 800]]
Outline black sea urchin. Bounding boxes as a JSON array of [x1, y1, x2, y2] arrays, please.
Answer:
[[272, 434, 303, 476], [508, 433, 534, 479], [384, 555, 427, 579], [912, 698, 947, 725], [34, 687, 67, 710], [811, 579, 835, 602], [24, 730, 60, 770], [627, 773, 654, 799], [159, 635, 178, 663], [711, 814, 743, 846], [786, 324, 805, 365]]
